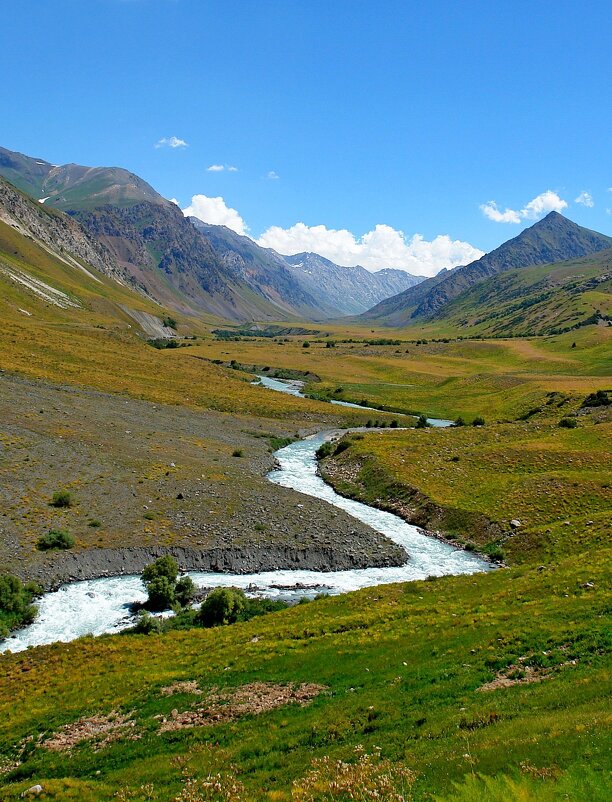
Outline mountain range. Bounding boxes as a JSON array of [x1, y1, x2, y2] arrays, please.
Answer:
[[1, 144, 611, 333], [0, 146, 421, 321]]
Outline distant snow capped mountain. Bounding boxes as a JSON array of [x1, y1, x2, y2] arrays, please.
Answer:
[[191, 225, 423, 318], [283, 252, 422, 315]]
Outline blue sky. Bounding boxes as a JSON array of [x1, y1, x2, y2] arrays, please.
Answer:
[[1, 0, 610, 274]]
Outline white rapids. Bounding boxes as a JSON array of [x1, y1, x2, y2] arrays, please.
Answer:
[[2, 429, 487, 654]]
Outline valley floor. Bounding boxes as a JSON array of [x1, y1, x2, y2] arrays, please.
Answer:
[[0, 324, 610, 801], [0, 373, 403, 587]]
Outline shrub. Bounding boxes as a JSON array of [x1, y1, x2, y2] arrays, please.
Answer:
[[453, 416, 466, 427], [147, 337, 181, 349], [334, 440, 351, 456], [175, 576, 196, 607], [133, 610, 162, 634], [0, 574, 31, 614], [302, 341, 310, 348], [142, 556, 179, 586], [50, 490, 72, 508], [198, 587, 246, 627], [162, 316, 177, 329], [559, 417, 577, 428], [390, 419, 399, 428], [37, 529, 75, 551], [485, 545, 505, 562], [472, 416, 486, 426], [88, 519, 102, 528], [581, 390, 610, 407], [416, 415, 429, 429], [316, 441, 334, 460], [232, 448, 244, 457], [146, 576, 176, 611], [0, 574, 38, 634]]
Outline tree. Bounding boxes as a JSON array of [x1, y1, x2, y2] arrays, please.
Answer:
[[415, 415, 429, 429], [142, 556, 179, 586], [146, 576, 176, 611], [472, 416, 485, 427], [175, 576, 196, 607], [197, 588, 246, 627], [140, 557, 198, 612]]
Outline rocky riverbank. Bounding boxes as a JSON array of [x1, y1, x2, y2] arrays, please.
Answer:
[[318, 450, 503, 562], [28, 542, 408, 591], [0, 374, 408, 584]]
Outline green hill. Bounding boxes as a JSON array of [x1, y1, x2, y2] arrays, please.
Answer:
[[435, 250, 612, 336], [362, 213, 612, 327], [0, 542, 609, 800]]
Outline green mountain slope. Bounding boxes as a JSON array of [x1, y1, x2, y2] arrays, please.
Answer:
[[437, 250, 612, 336], [0, 547, 608, 800], [362, 213, 612, 327], [0, 178, 184, 337], [4, 146, 408, 322], [0, 146, 166, 210], [358, 265, 458, 324]]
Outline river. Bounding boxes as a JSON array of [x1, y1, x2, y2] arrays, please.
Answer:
[[254, 375, 454, 426], [1, 385, 486, 653]]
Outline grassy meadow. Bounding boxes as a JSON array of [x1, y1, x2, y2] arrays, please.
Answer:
[[0, 551, 610, 801], [191, 324, 611, 421], [318, 408, 611, 565]]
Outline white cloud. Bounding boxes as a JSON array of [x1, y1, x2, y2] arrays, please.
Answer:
[[168, 198, 180, 206], [479, 202, 521, 224], [207, 164, 239, 172], [155, 136, 188, 149], [266, 171, 280, 180], [480, 190, 568, 224], [182, 194, 247, 235], [574, 191, 594, 208], [521, 191, 568, 218], [256, 222, 483, 276]]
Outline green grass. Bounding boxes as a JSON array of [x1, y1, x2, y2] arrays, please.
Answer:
[[319, 409, 611, 565], [195, 326, 611, 421], [0, 552, 609, 800]]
